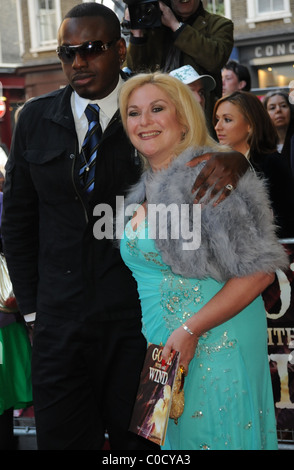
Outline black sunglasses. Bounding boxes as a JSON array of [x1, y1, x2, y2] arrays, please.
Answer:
[[56, 39, 118, 64]]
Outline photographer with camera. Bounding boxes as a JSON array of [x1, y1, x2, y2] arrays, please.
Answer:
[[125, 0, 234, 124]]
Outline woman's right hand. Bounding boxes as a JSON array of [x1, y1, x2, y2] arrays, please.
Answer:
[[161, 325, 199, 376]]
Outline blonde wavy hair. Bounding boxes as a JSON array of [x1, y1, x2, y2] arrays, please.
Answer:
[[119, 72, 222, 165]]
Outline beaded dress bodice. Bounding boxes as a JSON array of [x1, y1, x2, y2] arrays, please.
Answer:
[[121, 218, 237, 354]]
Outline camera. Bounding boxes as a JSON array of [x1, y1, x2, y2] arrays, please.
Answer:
[[123, 0, 168, 29]]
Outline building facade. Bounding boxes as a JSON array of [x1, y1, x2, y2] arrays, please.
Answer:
[[0, 0, 124, 148], [0, 0, 25, 150], [204, 0, 294, 93], [1, 0, 294, 148], [13, 0, 294, 97], [17, 0, 125, 99]]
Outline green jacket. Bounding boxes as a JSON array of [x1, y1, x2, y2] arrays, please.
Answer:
[[126, 6, 234, 123]]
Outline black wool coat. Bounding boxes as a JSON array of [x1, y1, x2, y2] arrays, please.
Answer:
[[2, 84, 142, 323]]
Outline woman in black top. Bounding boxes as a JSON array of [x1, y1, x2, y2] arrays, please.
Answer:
[[213, 90, 294, 239]]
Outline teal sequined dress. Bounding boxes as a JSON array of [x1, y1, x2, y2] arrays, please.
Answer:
[[120, 219, 278, 450]]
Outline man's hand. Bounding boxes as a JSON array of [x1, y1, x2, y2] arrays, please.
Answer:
[[24, 312, 36, 345], [187, 151, 250, 204], [128, 2, 180, 36], [159, 1, 180, 31], [25, 321, 34, 345], [125, 7, 144, 37]]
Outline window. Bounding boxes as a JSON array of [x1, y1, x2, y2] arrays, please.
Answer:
[[28, 0, 61, 52], [205, 0, 232, 17], [206, 0, 225, 15], [257, 63, 294, 89], [257, 0, 285, 14], [246, 0, 291, 26], [205, 0, 231, 18], [38, 0, 58, 45]]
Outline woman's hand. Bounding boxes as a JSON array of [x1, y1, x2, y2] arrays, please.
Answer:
[[161, 271, 274, 375], [162, 325, 199, 375]]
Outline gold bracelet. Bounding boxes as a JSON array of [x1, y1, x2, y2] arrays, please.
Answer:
[[182, 324, 194, 335]]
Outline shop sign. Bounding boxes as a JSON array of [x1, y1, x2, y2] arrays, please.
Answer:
[[255, 42, 294, 58]]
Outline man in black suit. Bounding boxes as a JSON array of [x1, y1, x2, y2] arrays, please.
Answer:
[[2, 3, 248, 450]]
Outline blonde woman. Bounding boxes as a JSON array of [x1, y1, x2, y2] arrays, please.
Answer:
[[118, 73, 288, 450]]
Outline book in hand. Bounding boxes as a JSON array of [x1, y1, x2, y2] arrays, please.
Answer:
[[129, 343, 180, 446]]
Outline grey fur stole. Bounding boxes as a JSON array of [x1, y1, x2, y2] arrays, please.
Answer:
[[120, 146, 288, 281]]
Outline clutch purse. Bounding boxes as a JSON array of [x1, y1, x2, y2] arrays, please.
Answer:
[[169, 364, 185, 424], [0, 253, 18, 313]]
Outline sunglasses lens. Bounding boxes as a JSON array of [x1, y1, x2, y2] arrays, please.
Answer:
[[79, 45, 98, 61], [57, 41, 113, 63], [80, 42, 105, 59], [57, 47, 75, 64]]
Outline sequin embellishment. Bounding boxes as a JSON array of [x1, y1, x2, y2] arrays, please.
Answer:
[[160, 270, 203, 332], [200, 443, 210, 450]]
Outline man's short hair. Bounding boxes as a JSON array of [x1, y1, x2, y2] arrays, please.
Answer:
[[223, 60, 251, 91], [64, 2, 121, 38]]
